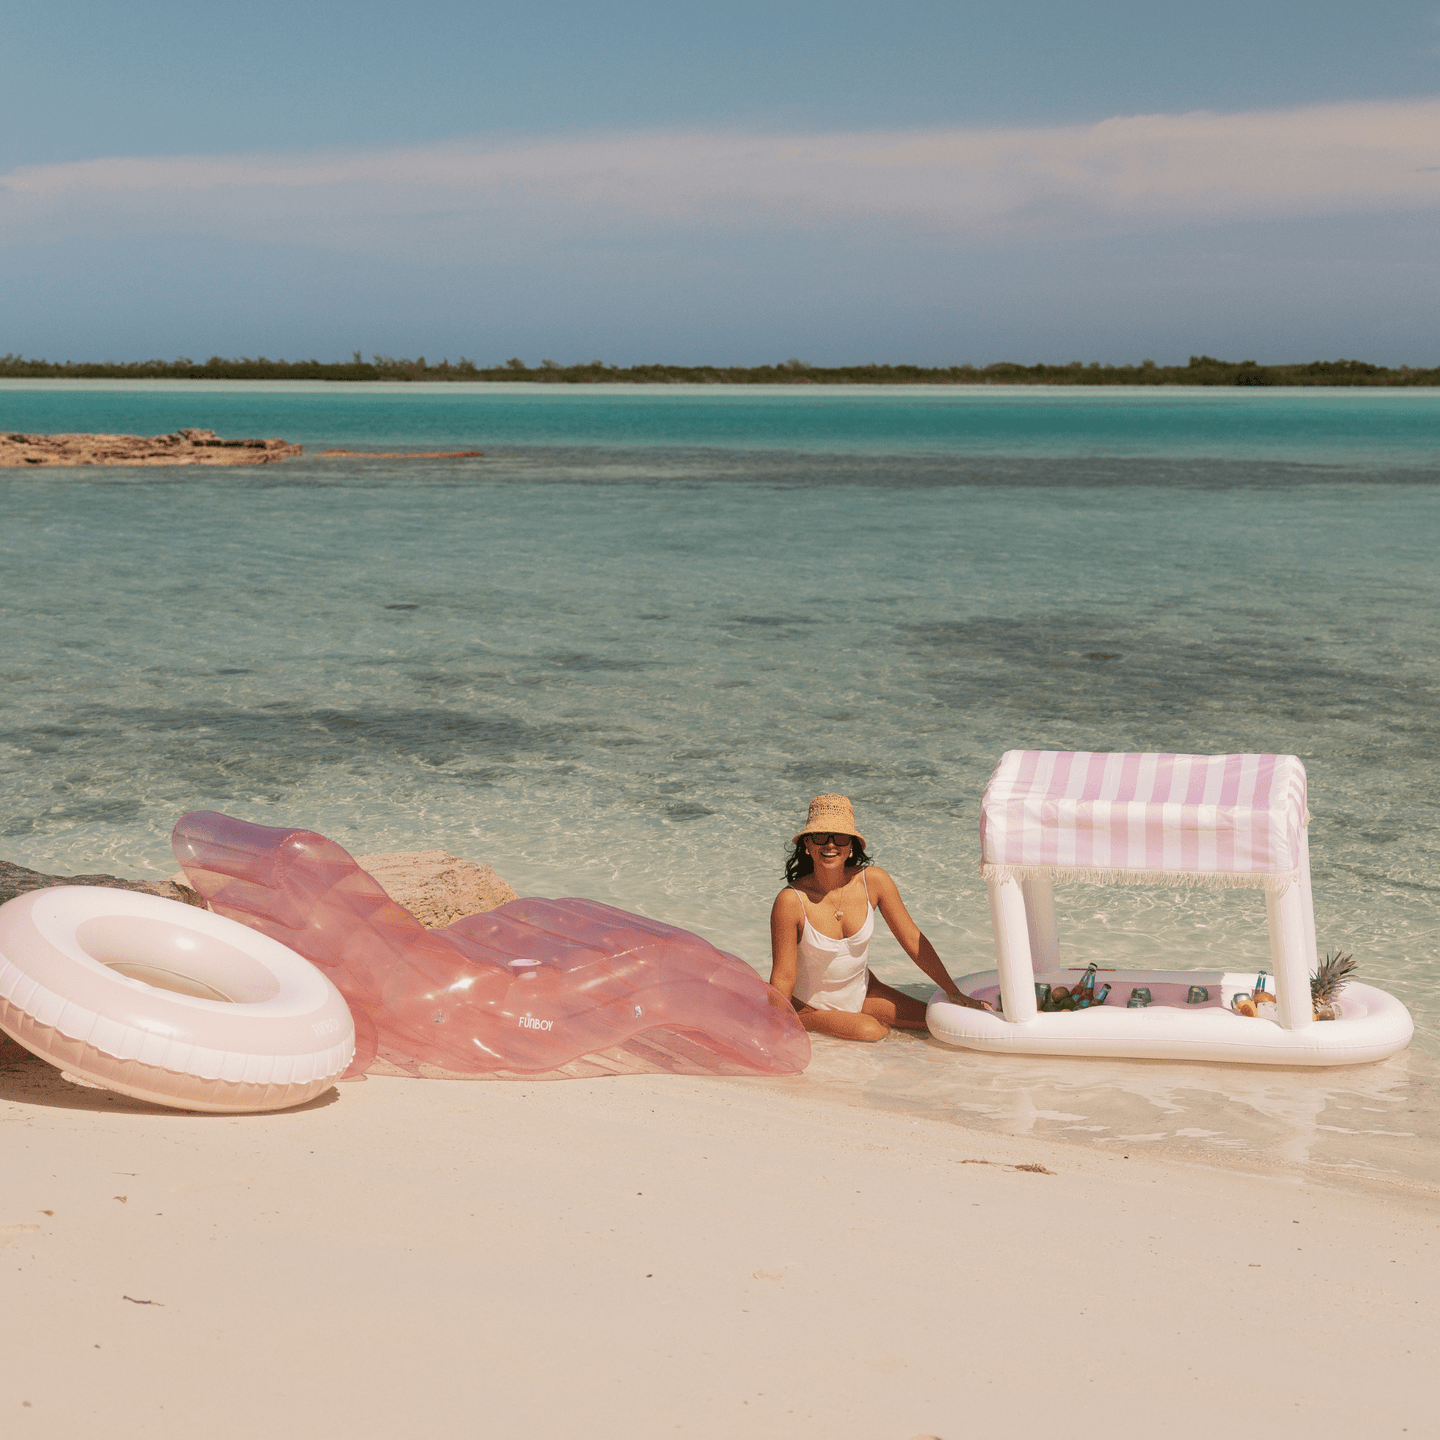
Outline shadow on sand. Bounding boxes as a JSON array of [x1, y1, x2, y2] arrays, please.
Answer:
[[0, 1032, 340, 1117]]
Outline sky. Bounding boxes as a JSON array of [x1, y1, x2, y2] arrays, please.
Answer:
[[3, 2, 1439, 366]]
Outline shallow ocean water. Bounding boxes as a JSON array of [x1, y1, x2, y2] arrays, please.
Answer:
[[2, 381, 1437, 1188]]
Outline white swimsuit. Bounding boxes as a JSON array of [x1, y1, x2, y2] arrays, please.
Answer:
[[792, 870, 874, 1012]]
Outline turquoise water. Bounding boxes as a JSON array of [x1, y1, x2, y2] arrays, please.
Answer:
[[7, 379, 1440, 465], [3, 382, 1438, 1187]]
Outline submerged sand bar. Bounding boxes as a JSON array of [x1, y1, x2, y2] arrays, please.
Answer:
[[321, 448, 484, 459], [1, 429, 302, 467]]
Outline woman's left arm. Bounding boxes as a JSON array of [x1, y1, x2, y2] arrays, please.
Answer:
[[868, 867, 990, 1011]]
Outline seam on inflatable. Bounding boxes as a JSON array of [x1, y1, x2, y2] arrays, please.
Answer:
[[162, 1038, 189, 1071], [0, 960, 40, 1010], [87, 1012, 119, 1057], [32, 983, 65, 1029], [190, 1043, 221, 1082], [113, 1020, 145, 1063], [57, 997, 97, 1047], [137, 1030, 170, 1068]]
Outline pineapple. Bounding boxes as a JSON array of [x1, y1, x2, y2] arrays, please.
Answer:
[[1311, 951, 1355, 1021]]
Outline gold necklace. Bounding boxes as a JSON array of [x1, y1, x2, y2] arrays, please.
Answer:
[[809, 872, 847, 924]]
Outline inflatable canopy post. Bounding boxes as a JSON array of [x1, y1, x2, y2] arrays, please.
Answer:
[[988, 875, 1038, 1022], [1298, 828, 1318, 982], [1266, 879, 1314, 1032], [1021, 876, 1060, 973]]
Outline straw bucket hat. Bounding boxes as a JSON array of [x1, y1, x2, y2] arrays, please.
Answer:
[[792, 794, 866, 848]]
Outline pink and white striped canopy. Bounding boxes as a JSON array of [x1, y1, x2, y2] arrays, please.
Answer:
[[980, 751, 1309, 888]]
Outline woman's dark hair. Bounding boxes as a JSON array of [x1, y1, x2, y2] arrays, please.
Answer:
[[784, 835, 873, 884]]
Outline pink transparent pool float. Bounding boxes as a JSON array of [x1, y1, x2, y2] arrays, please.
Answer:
[[172, 811, 810, 1080]]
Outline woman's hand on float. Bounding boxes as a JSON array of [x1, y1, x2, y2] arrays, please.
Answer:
[[946, 989, 992, 1012]]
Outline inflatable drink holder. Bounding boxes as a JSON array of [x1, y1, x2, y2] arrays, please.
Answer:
[[927, 751, 1413, 1066], [171, 811, 810, 1080]]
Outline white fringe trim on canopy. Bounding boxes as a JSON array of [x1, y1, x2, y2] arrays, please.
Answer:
[[980, 862, 1303, 894]]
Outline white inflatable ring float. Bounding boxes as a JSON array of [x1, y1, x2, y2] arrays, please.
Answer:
[[0, 887, 354, 1113]]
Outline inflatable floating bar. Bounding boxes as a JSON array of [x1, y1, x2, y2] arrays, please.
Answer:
[[927, 751, 1413, 1067], [930, 968, 1412, 1066]]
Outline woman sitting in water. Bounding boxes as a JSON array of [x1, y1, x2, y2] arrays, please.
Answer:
[[769, 794, 990, 1041]]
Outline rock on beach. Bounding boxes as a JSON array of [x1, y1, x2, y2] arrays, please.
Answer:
[[0, 859, 207, 909], [0, 429, 302, 467], [349, 850, 518, 927]]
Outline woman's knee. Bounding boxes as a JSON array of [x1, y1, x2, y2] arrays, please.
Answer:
[[845, 1013, 890, 1042], [801, 1010, 890, 1042]]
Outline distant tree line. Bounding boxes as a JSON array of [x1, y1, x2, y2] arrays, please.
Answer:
[[1, 352, 1436, 386]]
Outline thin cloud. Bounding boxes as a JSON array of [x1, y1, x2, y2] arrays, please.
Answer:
[[3, 98, 1438, 254]]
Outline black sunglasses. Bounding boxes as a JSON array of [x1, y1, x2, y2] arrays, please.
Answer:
[[804, 832, 854, 848]]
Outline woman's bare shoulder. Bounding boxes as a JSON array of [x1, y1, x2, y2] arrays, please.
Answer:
[[772, 885, 805, 915], [862, 864, 900, 896]]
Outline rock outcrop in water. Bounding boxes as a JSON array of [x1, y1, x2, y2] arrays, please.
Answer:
[[0, 429, 302, 467]]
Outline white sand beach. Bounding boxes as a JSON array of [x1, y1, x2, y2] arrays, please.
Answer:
[[4, 1033, 1436, 1440]]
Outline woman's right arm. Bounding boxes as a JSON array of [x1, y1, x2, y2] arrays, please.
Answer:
[[768, 890, 803, 1002]]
